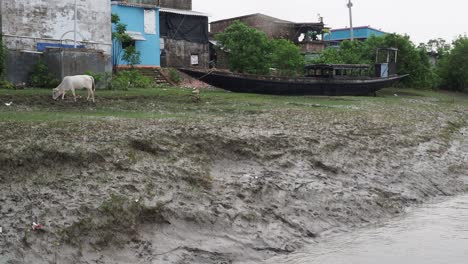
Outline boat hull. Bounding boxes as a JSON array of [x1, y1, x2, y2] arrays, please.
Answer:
[[179, 68, 407, 96]]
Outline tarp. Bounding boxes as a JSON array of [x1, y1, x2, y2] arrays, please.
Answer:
[[160, 12, 209, 44], [37, 43, 85, 52]]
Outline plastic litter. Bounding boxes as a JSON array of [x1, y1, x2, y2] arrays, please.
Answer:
[[32, 222, 45, 231]]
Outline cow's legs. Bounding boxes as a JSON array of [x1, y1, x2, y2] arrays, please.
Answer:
[[72, 89, 77, 102], [86, 89, 90, 101], [61, 91, 66, 100], [91, 89, 95, 103]]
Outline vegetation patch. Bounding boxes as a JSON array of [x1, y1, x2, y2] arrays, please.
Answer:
[[29, 60, 60, 88], [439, 119, 467, 142], [60, 194, 167, 248], [130, 139, 167, 156]]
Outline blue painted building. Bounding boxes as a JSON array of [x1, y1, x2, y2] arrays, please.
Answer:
[[324, 26, 386, 46], [111, 1, 161, 67]]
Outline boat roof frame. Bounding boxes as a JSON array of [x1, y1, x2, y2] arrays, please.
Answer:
[[305, 64, 370, 70]]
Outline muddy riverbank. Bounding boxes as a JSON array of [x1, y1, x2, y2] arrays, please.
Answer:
[[0, 89, 467, 263]]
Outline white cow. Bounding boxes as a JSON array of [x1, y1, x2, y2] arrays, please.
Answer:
[[52, 75, 96, 103]]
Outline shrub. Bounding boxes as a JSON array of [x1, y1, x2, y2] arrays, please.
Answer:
[[111, 70, 153, 90], [270, 39, 305, 76], [84, 70, 103, 84], [122, 45, 141, 68], [0, 80, 14, 89], [29, 60, 60, 88], [168, 68, 182, 84], [84, 71, 113, 89]]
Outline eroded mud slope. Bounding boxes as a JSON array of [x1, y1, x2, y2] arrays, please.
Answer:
[[0, 104, 467, 264]]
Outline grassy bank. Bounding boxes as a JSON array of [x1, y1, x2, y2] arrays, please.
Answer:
[[0, 87, 467, 122]]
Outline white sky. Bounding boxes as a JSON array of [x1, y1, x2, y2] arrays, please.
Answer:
[[193, 0, 468, 45]]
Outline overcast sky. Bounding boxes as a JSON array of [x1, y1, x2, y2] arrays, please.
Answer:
[[193, 0, 467, 45]]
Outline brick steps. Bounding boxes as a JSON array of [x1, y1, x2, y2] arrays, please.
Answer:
[[136, 68, 172, 85]]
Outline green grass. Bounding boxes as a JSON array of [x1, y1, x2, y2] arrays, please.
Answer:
[[0, 87, 466, 122]]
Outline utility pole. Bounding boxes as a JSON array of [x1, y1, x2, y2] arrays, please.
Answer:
[[74, 0, 77, 48], [347, 0, 354, 41]]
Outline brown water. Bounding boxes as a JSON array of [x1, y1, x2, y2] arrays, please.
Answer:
[[266, 194, 468, 264]]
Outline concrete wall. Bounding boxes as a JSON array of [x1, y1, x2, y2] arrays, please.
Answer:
[[1, 0, 112, 54], [5, 51, 42, 85], [161, 38, 208, 68], [299, 41, 325, 54], [211, 15, 293, 40], [4, 49, 111, 85], [112, 4, 161, 66], [159, 0, 192, 10], [44, 49, 112, 81]]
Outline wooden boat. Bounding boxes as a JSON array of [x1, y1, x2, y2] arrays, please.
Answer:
[[180, 48, 408, 96], [179, 66, 408, 96]]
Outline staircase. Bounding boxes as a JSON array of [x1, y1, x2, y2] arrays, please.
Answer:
[[137, 68, 172, 86]]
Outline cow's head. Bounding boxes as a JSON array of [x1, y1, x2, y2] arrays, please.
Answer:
[[52, 88, 61, 100]]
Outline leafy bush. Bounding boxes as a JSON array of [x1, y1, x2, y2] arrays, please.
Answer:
[[29, 60, 60, 88], [111, 70, 153, 90], [168, 68, 182, 84], [437, 36, 468, 91], [0, 80, 14, 89], [84, 70, 103, 83], [122, 45, 141, 67], [270, 39, 305, 76], [84, 70, 112, 89]]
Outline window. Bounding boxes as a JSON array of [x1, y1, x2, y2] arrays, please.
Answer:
[[122, 40, 136, 49], [144, 9, 156, 35], [191, 54, 199, 66]]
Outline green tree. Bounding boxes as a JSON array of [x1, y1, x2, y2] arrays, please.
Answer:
[[215, 21, 272, 75], [380, 34, 437, 88], [419, 38, 451, 59], [437, 36, 468, 91], [270, 39, 305, 76], [111, 14, 134, 71], [122, 45, 141, 68], [215, 21, 305, 75], [313, 34, 438, 88], [311, 48, 344, 64]]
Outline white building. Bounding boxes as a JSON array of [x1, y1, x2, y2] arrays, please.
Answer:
[[0, 0, 112, 84]]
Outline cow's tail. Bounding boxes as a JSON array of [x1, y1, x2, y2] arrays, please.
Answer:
[[91, 76, 96, 92]]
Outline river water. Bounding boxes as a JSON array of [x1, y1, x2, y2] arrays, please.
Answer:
[[266, 194, 468, 264]]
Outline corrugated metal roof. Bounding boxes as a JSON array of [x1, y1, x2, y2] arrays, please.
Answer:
[[111, 2, 158, 9], [160, 8, 209, 17], [211, 13, 291, 25]]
